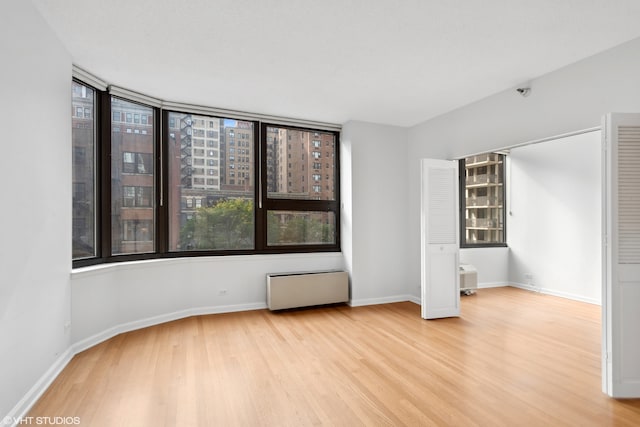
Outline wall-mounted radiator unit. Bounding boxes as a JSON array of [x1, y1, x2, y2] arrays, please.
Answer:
[[460, 264, 478, 295], [266, 271, 349, 310]]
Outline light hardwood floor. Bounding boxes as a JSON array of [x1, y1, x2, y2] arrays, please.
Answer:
[[28, 287, 640, 426]]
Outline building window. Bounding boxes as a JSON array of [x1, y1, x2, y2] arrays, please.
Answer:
[[123, 186, 152, 207], [459, 153, 506, 247], [123, 152, 153, 174], [122, 220, 153, 242]]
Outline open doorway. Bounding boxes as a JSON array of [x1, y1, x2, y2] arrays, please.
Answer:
[[458, 129, 602, 303], [506, 130, 601, 303]]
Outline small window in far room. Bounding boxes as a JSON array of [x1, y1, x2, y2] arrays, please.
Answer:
[[459, 153, 506, 247]]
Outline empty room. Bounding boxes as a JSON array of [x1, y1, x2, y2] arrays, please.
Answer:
[[2, 0, 640, 425]]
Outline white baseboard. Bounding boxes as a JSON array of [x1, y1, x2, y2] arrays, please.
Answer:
[[349, 294, 416, 307], [509, 283, 600, 305], [13, 285, 553, 424], [72, 302, 267, 354], [5, 348, 75, 427], [4, 301, 267, 426], [478, 281, 508, 289], [407, 295, 421, 305]]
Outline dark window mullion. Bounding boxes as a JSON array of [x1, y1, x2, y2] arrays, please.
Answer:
[[265, 199, 338, 212], [99, 91, 112, 260], [156, 109, 168, 254], [255, 121, 267, 251], [459, 159, 467, 248]]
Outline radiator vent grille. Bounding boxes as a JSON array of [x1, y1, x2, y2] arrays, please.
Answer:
[[267, 271, 349, 310]]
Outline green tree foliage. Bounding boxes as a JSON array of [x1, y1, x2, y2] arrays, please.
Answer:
[[180, 198, 254, 250], [280, 215, 331, 244], [268, 213, 334, 245], [180, 199, 334, 249]]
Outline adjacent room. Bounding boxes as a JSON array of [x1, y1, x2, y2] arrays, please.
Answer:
[[2, 0, 640, 425]]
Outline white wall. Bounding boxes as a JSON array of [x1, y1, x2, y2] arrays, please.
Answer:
[[6, 2, 640, 417], [407, 36, 640, 300], [460, 247, 509, 288], [0, 0, 72, 419], [71, 120, 414, 349], [341, 121, 413, 305], [508, 131, 601, 303], [71, 253, 344, 349]]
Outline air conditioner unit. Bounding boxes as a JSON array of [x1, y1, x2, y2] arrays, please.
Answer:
[[460, 264, 478, 295]]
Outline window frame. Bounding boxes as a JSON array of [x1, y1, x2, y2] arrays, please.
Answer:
[[72, 79, 100, 261], [72, 83, 341, 268], [258, 123, 340, 252], [459, 154, 507, 249]]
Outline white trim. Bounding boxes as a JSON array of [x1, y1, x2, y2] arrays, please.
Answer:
[[608, 383, 640, 398], [162, 101, 341, 132], [4, 302, 268, 425], [452, 127, 601, 160], [72, 65, 341, 131], [71, 302, 267, 354], [478, 281, 508, 289], [348, 294, 415, 307], [509, 283, 600, 305], [72, 65, 107, 91], [71, 252, 343, 278], [5, 348, 75, 427], [109, 85, 162, 108], [408, 295, 421, 305]]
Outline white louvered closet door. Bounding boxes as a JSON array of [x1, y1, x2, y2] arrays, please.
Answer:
[[420, 159, 460, 319], [603, 113, 640, 397]]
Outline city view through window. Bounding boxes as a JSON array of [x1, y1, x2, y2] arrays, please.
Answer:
[[167, 114, 337, 251], [71, 81, 96, 258], [461, 153, 505, 246], [72, 81, 339, 262]]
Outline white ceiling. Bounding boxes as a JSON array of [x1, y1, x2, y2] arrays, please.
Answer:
[[32, 0, 640, 127]]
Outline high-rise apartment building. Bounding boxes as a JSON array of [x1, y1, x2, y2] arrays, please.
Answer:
[[167, 113, 255, 250], [71, 82, 96, 258], [111, 98, 156, 254], [222, 122, 254, 191], [462, 153, 505, 244], [266, 127, 335, 200]]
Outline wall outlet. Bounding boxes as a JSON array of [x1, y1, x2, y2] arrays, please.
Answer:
[[524, 273, 533, 285]]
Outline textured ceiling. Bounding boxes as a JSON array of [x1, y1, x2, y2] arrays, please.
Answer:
[[32, 0, 640, 127]]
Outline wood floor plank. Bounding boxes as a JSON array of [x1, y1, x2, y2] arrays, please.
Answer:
[[27, 287, 640, 426]]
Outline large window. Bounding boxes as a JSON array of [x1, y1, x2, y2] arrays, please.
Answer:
[[72, 81, 96, 259], [111, 98, 156, 255], [72, 82, 340, 266], [264, 125, 338, 246], [167, 113, 255, 251], [459, 153, 506, 247]]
